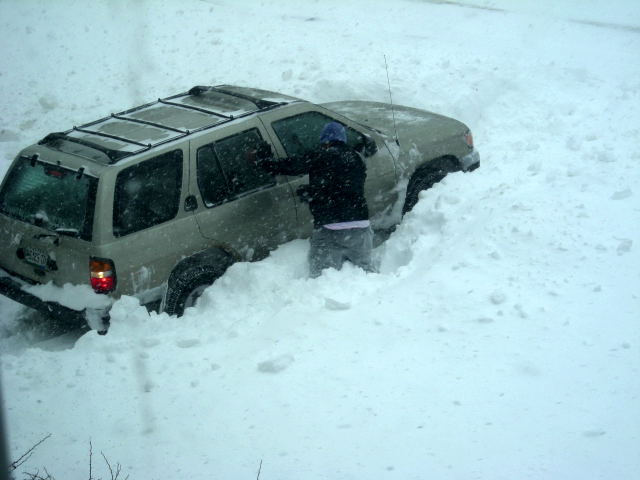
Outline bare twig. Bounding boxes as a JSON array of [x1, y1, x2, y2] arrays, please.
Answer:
[[101, 451, 125, 480], [88, 439, 93, 480], [8, 434, 52, 472], [12, 437, 129, 480], [256, 459, 263, 480], [23, 467, 54, 480], [102, 451, 114, 479], [24, 470, 40, 480]]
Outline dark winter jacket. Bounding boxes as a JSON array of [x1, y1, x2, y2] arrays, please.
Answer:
[[258, 141, 369, 227]]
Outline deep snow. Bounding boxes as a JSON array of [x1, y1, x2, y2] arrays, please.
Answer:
[[1, 0, 639, 479]]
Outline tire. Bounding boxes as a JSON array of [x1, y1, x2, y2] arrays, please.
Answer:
[[402, 158, 457, 215], [162, 264, 222, 317]]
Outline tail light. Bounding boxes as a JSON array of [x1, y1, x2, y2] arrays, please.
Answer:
[[464, 130, 474, 148], [90, 257, 116, 294]]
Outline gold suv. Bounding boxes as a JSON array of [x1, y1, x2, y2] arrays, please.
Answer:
[[0, 85, 479, 328]]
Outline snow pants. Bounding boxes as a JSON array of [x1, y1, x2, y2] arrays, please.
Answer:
[[308, 226, 375, 278]]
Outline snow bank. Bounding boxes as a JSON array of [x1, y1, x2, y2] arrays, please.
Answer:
[[22, 282, 112, 311]]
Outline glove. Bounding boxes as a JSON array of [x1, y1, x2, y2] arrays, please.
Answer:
[[244, 149, 258, 165], [256, 141, 273, 160]]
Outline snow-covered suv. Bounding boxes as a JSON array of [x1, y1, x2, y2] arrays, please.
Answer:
[[0, 85, 479, 330]]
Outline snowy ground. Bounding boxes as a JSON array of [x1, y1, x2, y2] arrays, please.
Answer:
[[1, 0, 639, 479]]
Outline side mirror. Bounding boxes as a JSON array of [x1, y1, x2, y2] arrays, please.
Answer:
[[357, 134, 378, 157]]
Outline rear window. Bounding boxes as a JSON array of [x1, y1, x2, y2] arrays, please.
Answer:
[[112, 150, 183, 237], [0, 156, 97, 240]]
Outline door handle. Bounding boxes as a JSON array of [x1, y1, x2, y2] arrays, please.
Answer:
[[184, 195, 198, 212]]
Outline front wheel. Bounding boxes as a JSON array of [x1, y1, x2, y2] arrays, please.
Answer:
[[402, 159, 457, 215], [162, 265, 221, 317]]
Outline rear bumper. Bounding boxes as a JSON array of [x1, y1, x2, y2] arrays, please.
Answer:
[[461, 149, 480, 171], [0, 269, 103, 329]]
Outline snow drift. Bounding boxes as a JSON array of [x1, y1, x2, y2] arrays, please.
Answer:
[[0, 0, 638, 479]]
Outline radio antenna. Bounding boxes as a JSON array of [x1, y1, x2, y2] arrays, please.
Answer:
[[384, 54, 400, 146]]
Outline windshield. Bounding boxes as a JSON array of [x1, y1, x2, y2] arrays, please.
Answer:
[[0, 156, 97, 240]]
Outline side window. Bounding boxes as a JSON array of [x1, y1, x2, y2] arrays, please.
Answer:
[[113, 150, 183, 237], [197, 145, 229, 206], [213, 128, 274, 196], [272, 111, 363, 157]]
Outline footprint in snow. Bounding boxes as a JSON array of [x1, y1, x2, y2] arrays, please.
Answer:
[[175, 338, 200, 348], [257, 354, 295, 374], [476, 317, 494, 324], [324, 297, 351, 311], [489, 292, 506, 305], [610, 188, 632, 200], [616, 238, 632, 255]]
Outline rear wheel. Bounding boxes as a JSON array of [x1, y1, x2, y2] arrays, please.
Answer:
[[402, 158, 458, 215], [162, 265, 222, 317]]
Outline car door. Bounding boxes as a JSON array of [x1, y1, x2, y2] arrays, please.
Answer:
[[189, 119, 299, 261], [105, 147, 201, 299], [257, 104, 399, 235]]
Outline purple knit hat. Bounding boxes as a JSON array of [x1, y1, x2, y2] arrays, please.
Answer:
[[319, 122, 347, 144]]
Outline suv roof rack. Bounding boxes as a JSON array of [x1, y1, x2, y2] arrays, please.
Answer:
[[38, 132, 132, 162], [38, 85, 288, 165]]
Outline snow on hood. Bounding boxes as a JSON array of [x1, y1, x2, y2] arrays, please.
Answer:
[[322, 100, 463, 138]]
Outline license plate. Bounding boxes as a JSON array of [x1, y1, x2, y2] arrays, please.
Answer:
[[24, 246, 49, 268]]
